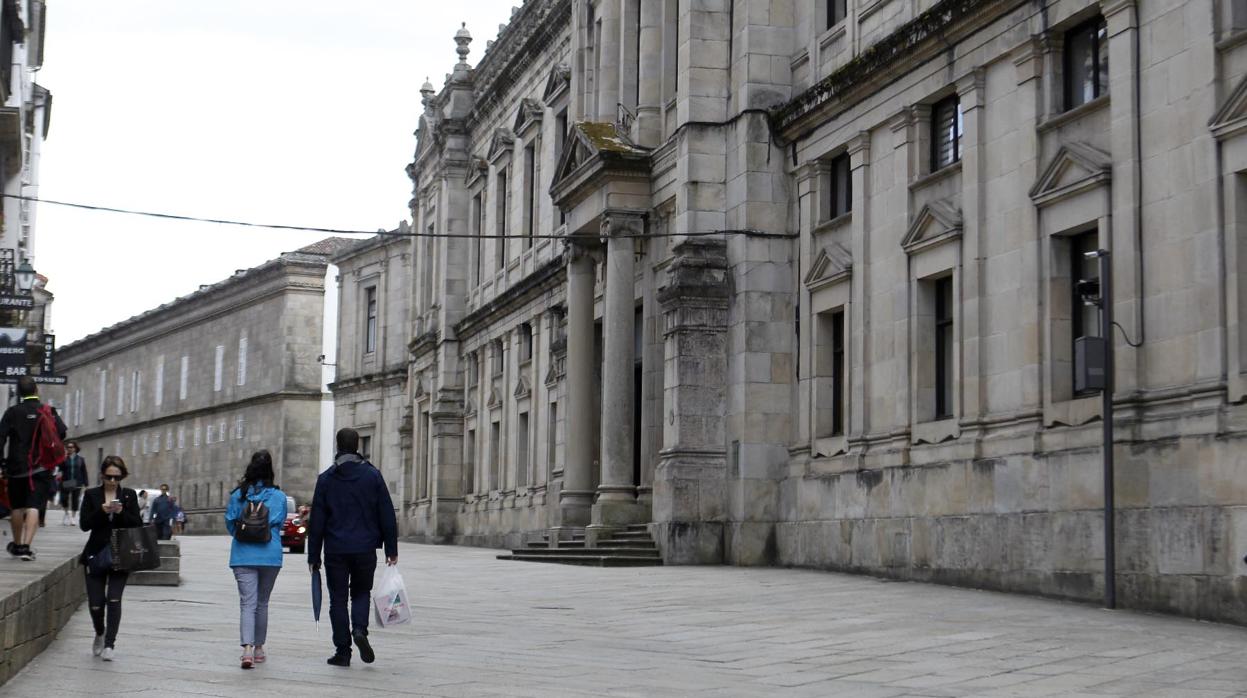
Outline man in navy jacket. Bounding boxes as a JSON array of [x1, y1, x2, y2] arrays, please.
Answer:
[[307, 428, 398, 667]]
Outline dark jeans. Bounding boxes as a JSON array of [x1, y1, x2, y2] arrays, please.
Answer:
[[84, 568, 129, 648], [60, 487, 82, 512], [155, 522, 172, 540], [325, 551, 377, 653]]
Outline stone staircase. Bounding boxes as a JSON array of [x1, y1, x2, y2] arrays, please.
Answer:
[[131, 539, 181, 586], [497, 525, 663, 567]]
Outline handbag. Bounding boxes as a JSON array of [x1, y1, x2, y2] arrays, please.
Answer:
[[110, 525, 162, 572], [86, 545, 113, 576]]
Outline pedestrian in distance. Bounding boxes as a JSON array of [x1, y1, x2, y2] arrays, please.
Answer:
[[149, 483, 174, 540], [79, 456, 142, 661], [58, 440, 87, 525], [307, 427, 398, 667], [172, 497, 186, 535], [224, 450, 287, 670], [0, 376, 67, 561], [137, 490, 151, 524]]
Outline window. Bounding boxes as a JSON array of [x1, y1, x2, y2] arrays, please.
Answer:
[[360, 435, 372, 460], [471, 192, 484, 286], [517, 412, 530, 488], [518, 323, 533, 363], [1070, 231, 1100, 394], [1064, 17, 1109, 110], [827, 153, 852, 220], [931, 96, 962, 171], [236, 415, 246, 440], [489, 421, 501, 491], [547, 402, 558, 474], [75, 389, 83, 426], [206, 424, 215, 444], [116, 374, 124, 416], [237, 336, 248, 386], [155, 358, 164, 407], [178, 426, 186, 449], [815, 309, 848, 438], [365, 287, 378, 354], [554, 110, 568, 225], [179, 356, 189, 400], [130, 371, 140, 413], [466, 352, 479, 387], [465, 428, 477, 493], [495, 168, 509, 270], [492, 339, 505, 376], [166, 429, 173, 450], [826, 0, 846, 29], [194, 425, 201, 447], [934, 276, 955, 419], [213, 345, 225, 392], [219, 419, 227, 441], [523, 143, 537, 249], [98, 370, 106, 420]]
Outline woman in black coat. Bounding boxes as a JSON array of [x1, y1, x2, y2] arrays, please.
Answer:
[[79, 455, 142, 661]]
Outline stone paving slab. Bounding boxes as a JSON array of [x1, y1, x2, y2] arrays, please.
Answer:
[[3, 536, 1247, 697]]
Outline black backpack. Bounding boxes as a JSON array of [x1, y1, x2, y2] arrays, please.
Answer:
[[234, 496, 271, 544]]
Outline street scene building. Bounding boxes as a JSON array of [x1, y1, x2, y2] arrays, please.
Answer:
[[46, 240, 349, 527], [329, 227, 413, 508], [359, 0, 1247, 625], [0, 0, 54, 400]]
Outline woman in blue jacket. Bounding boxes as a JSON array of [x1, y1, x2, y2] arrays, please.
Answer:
[[224, 450, 287, 669]]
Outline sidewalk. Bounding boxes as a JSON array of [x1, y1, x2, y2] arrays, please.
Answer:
[[4, 535, 1247, 697]]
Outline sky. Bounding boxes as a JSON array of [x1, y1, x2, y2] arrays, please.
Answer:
[[35, 0, 521, 345]]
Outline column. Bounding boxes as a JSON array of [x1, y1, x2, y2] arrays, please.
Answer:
[[593, 211, 643, 528], [635, 0, 663, 146], [596, 0, 621, 122], [956, 70, 986, 424], [558, 239, 596, 528]]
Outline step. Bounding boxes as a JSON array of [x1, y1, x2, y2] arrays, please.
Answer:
[[506, 548, 663, 558], [526, 540, 586, 549], [607, 532, 652, 541], [597, 540, 656, 549], [497, 554, 662, 567], [130, 569, 180, 586]]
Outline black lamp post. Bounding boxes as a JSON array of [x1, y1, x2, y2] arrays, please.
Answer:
[[1079, 249, 1115, 610]]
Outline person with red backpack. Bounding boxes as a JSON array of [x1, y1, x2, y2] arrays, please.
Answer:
[[0, 376, 68, 561]]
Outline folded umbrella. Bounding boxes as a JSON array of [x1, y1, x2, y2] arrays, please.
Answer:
[[311, 567, 323, 628]]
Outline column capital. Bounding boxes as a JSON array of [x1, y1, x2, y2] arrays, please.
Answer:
[[1100, 0, 1137, 23], [600, 208, 647, 238], [957, 69, 987, 111], [1013, 36, 1044, 85], [846, 131, 871, 169]]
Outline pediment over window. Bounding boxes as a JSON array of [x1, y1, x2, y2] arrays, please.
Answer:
[[487, 128, 516, 163], [465, 157, 489, 188], [1211, 73, 1247, 141], [902, 200, 963, 255], [549, 122, 651, 205], [513, 98, 545, 137], [804, 242, 853, 291], [1029, 142, 1111, 207], [514, 374, 531, 399], [543, 64, 571, 103], [487, 386, 501, 409]]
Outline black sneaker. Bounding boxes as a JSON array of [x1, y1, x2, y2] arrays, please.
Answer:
[[352, 631, 374, 664], [20, 546, 35, 561], [6, 541, 16, 557], [326, 652, 350, 667]]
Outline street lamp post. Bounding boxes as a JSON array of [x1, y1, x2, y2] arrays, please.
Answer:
[[1096, 249, 1115, 610]]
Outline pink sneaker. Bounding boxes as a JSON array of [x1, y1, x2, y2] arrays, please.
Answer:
[[253, 647, 266, 664]]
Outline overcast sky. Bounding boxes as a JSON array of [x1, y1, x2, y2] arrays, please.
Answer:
[[35, 1, 520, 345]]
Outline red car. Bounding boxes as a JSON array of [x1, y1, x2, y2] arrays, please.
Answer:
[[282, 496, 307, 554]]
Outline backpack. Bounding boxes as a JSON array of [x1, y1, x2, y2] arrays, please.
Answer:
[[234, 494, 271, 544], [28, 404, 65, 472]]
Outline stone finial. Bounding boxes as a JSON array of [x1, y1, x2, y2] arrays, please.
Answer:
[[454, 22, 472, 66], [420, 76, 435, 108]]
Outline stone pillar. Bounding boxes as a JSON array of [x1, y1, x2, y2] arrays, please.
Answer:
[[635, 0, 663, 146], [596, 0, 621, 122], [592, 211, 644, 530], [956, 71, 986, 424], [654, 238, 730, 564], [558, 239, 596, 528]]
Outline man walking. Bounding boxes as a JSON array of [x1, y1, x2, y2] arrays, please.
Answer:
[[307, 428, 398, 667], [150, 484, 175, 540], [0, 376, 67, 561]]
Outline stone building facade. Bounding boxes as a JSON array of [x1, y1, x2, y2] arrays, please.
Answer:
[[386, 0, 1247, 623], [46, 240, 349, 528], [329, 229, 413, 507]]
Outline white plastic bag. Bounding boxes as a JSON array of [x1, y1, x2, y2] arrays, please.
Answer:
[[371, 565, 412, 627]]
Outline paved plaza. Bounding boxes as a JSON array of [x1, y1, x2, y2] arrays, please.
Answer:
[[3, 535, 1247, 697]]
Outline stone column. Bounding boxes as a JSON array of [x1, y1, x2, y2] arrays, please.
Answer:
[[596, 0, 621, 122], [654, 238, 730, 564], [956, 71, 986, 424], [592, 211, 644, 529], [635, 0, 663, 146], [558, 239, 596, 529]]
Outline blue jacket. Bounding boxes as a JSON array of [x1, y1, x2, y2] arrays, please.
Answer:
[[224, 484, 287, 568], [307, 453, 398, 567], [150, 493, 175, 525]]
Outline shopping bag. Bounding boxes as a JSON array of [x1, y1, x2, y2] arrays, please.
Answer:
[[371, 565, 412, 627], [110, 525, 162, 572]]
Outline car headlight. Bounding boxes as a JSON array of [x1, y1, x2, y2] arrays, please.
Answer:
[[297, 526, 306, 534]]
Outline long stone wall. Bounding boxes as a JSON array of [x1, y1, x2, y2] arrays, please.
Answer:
[[0, 556, 85, 685]]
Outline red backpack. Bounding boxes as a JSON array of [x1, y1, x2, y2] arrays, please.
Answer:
[[28, 403, 66, 473]]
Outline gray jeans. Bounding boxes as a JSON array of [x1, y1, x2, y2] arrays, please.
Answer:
[[233, 566, 280, 647]]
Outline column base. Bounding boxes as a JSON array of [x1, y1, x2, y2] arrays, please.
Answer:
[[558, 490, 594, 528], [590, 498, 647, 528]]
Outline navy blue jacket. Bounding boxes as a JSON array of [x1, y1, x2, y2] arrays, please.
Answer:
[[150, 493, 175, 525], [306, 453, 398, 567]]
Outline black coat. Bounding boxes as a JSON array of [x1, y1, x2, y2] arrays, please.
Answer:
[[79, 486, 142, 564]]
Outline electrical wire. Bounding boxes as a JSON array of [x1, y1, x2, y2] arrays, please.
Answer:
[[0, 193, 796, 240]]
